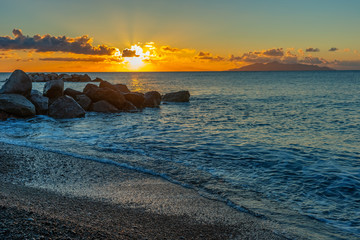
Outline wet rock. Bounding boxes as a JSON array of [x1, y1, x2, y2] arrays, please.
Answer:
[[84, 85, 126, 109], [0, 70, 32, 97], [114, 84, 130, 93], [92, 77, 103, 82], [123, 100, 138, 112], [125, 92, 145, 108], [43, 79, 64, 99], [29, 90, 49, 115], [48, 96, 85, 119], [70, 74, 91, 82], [0, 94, 36, 117], [91, 100, 118, 113], [162, 91, 190, 102], [64, 88, 82, 98], [144, 91, 161, 107], [99, 81, 130, 93], [74, 94, 92, 111]]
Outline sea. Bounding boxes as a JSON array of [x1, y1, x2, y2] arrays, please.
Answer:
[[0, 71, 359, 239]]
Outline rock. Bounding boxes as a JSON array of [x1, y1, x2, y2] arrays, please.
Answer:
[[144, 91, 162, 107], [0, 110, 16, 120], [29, 90, 49, 115], [162, 91, 190, 102], [124, 92, 144, 108], [0, 70, 32, 97], [99, 81, 130, 93], [83, 83, 98, 93], [59, 73, 71, 80], [91, 100, 118, 113], [92, 77, 103, 82], [64, 88, 82, 98], [123, 101, 138, 112], [48, 96, 85, 119], [43, 79, 64, 99], [84, 86, 126, 109], [114, 84, 130, 93], [0, 94, 36, 117], [74, 94, 92, 111], [48, 73, 58, 80], [70, 74, 91, 82]]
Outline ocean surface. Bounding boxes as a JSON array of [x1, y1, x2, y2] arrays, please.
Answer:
[[0, 71, 359, 239]]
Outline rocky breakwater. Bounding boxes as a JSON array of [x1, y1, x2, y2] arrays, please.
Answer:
[[28, 72, 103, 83], [0, 70, 190, 120]]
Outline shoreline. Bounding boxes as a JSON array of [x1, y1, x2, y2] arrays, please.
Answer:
[[0, 142, 294, 239]]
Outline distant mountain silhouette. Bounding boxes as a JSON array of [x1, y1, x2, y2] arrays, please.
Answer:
[[228, 61, 335, 71]]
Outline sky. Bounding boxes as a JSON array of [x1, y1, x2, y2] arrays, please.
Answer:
[[0, 0, 360, 71]]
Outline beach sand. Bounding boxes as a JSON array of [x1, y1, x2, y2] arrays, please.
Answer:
[[0, 142, 296, 239]]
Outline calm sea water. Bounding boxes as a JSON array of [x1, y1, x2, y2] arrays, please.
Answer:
[[0, 71, 359, 239]]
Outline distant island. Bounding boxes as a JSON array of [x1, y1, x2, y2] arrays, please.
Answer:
[[228, 61, 335, 71]]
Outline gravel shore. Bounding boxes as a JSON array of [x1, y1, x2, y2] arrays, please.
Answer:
[[0, 142, 294, 239]]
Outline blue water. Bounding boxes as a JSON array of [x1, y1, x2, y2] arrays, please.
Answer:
[[0, 71, 359, 239]]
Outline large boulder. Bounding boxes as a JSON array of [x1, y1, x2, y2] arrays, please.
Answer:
[[144, 91, 161, 107], [123, 101, 138, 112], [84, 85, 126, 109], [124, 92, 144, 108], [64, 88, 82, 98], [43, 79, 64, 99], [162, 91, 190, 102], [48, 96, 86, 119], [99, 81, 130, 93], [29, 90, 48, 115], [74, 94, 92, 111], [91, 100, 118, 113], [70, 74, 91, 82], [0, 94, 36, 117], [0, 70, 32, 97]]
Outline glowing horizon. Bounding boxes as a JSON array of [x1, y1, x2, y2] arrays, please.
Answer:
[[1, 1, 360, 71]]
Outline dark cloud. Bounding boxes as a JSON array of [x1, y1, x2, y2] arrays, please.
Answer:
[[329, 47, 338, 52], [161, 46, 180, 53], [196, 52, 224, 61], [0, 29, 118, 55], [40, 57, 123, 62], [263, 48, 284, 56], [305, 47, 320, 52], [122, 49, 139, 57]]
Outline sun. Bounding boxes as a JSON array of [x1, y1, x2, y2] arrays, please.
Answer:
[[122, 44, 151, 71]]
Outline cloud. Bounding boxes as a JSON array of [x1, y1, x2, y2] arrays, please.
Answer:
[[122, 49, 139, 57], [160, 45, 194, 54], [263, 48, 283, 56], [0, 29, 118, 55], [306, 47, 320, 52], [40, 56, 123, 62], [329, 47, 338, 52], [195, 52, 224, 61], [161, 46, 181, 53]]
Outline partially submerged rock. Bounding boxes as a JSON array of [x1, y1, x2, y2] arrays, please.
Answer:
[[29, 90, 49, 115], [74, 94, 92, 111], [64, 88, 82, 98], [163, 91, 190, 102], [48, 96, 85, 119], [144, 91, 161, 107], [99, 81, 130, 93], [43, 79, 64, 99], [0, 70, 32, 97], [84, 84, 126, 109], [91, 100, 118, 113], [0, 94, 36, 117], [125, 92, 145, 108]]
